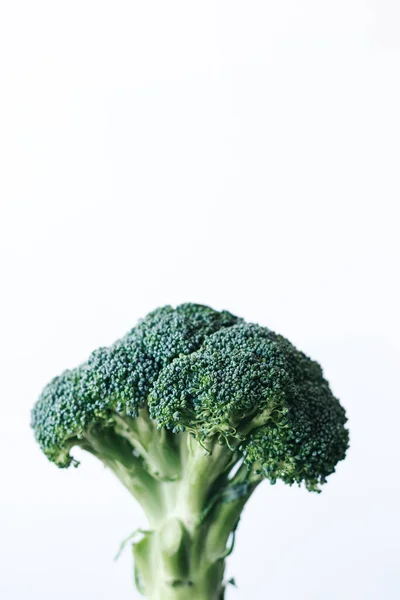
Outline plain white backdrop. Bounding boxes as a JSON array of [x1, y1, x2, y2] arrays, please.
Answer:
[[1, 2, 399, 599]]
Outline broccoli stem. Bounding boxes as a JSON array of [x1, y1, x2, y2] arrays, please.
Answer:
[[132, 517, 226, 600], [81, 414, 261, 598], [132, 461, 259, 600], [130, 438, 244, 598]]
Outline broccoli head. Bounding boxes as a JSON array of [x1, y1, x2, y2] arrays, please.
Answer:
[[32, 304, 348, 600]]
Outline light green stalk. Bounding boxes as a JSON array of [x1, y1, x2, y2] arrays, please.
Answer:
[[83, 412, 261, 599]]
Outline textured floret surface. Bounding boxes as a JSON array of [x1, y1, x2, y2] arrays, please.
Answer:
[[31, 303, 348, 488]]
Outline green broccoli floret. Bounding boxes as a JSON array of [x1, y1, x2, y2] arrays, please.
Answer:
[[31, 303, 348, 600]]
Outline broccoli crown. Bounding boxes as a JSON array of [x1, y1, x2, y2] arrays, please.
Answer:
[[31, 303, 348, 488]]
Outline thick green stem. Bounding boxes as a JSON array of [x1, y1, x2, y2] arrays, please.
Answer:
[[78, 420, 260, 599], [133, 520, 226, 600], [128, 445, 259, 599]]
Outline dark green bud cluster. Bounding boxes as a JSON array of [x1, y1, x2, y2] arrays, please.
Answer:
[[31, 303, 348, 489]]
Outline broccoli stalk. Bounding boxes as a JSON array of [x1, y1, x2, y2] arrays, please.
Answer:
[[31, 304, 349, 599], [80, 412, 259, 599]]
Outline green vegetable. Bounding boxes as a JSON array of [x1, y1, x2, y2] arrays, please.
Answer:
[[31, 303, 349, 599]]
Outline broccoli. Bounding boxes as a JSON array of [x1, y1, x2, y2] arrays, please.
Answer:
[[31, 303, 349, 600]]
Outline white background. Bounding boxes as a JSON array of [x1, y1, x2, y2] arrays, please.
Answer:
[[1, 2, 399, 599]]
